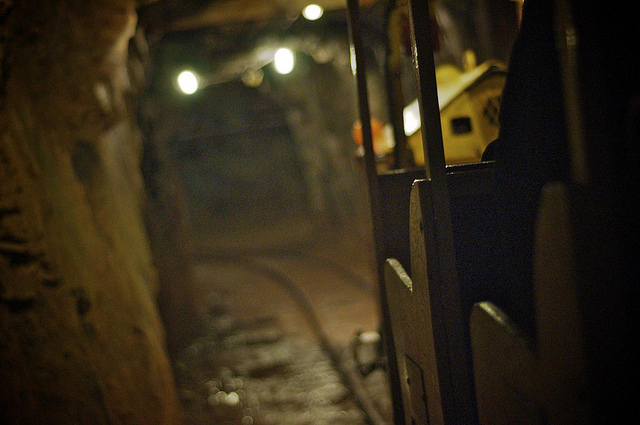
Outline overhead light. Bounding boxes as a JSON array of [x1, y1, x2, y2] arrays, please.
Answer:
[[176, 70, 199, 94], [302, 4, 324, 21], [274, 48, 295, 75]]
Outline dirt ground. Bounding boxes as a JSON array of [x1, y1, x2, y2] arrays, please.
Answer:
[[173, 204, 395, 424]]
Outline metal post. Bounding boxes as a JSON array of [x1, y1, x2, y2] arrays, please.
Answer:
[[406, 0, 477, 422], [346, 0, 406, 423]]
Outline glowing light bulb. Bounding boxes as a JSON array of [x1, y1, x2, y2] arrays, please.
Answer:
[[302, 4, 324, 21], [177, 70, 198, 94], [274, 48, 295, 74]]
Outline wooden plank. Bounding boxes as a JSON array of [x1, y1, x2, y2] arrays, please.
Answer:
[[470, 301, 544, 425], [385, 257, 444, 425], [378, 168, 425, 274], [470, 183, 591, 425], [404, 0, 475, 419], [383, 163, 500, 424]]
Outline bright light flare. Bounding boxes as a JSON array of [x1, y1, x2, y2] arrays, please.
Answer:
[[177, 70, 199, 94], [302, 4, 324, 21], [403, 99, 421, 136], [274, 48, 295, 75], [350, 45, 357, 75]]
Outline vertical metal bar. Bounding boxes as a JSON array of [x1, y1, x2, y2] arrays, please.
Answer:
[[406, 0, 476, 423], [407, 0, 445, 180], [385, 2, 411, 170], [346, 0, 382, 273], [346, 0, 406, 423], [554, 0, 589, 185], [408, 0, 445, 181]]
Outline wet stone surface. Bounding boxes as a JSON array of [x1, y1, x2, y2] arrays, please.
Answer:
[[174, 308, 371, 425]]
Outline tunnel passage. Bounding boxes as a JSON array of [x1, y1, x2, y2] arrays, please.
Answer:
[[140, 17, 374, 253], [2, 1, 403, 424], [163, 81, 311, 239]]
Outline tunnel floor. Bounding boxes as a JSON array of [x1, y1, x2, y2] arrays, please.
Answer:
[[174, 208, 394, 425]]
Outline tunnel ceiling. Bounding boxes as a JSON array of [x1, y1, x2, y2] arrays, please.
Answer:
[[142, 0, 364, 32], [171, 0, 348, 30], [141, 0, 382, 94]]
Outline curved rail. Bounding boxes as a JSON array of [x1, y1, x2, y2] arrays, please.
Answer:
[[198, 252, 389, 425]]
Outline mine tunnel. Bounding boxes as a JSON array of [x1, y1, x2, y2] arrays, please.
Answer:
[[1, 0, 520, 424]]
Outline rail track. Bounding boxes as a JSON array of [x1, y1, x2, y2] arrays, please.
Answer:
[[193, 242, 391, 425]]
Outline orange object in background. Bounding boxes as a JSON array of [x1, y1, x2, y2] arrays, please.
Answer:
[[352, 119, 395, 172], [352, 118, 387, 153]]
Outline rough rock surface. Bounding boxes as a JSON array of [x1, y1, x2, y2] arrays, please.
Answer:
[[0, 1, 182, 423]]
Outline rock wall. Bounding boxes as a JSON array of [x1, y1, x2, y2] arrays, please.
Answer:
[[0, 0, 183, 423]]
